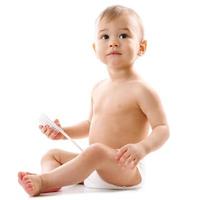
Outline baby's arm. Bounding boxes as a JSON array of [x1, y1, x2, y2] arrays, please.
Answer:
[[62, 120, 90, 139], [40, 118, 90, 140], [40, 97, 92, 140], [116, 83, 169, 168], [136, 83, 170, 154]]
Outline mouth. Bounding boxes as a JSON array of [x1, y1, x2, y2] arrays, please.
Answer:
[[106, 51, 122, 56]]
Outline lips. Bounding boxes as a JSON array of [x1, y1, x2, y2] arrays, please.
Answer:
[[106, 51, 122, 56]]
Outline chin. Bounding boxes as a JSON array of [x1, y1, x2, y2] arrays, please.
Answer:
[[107, 61, 122, 67]]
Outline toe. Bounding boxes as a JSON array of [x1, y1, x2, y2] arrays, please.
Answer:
[[18, 172, 26, 184], [18, 172, 24, 179]]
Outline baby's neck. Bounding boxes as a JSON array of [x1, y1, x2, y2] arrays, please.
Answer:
[[107, 67, 140, 82]]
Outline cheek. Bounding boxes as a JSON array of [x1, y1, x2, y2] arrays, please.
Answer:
[[124, 46, 134, 59], [96, 44, 106, 60], [128, 44, 139, 58]]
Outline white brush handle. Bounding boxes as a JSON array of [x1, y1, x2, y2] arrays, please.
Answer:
[[39, 114, 83, 152]]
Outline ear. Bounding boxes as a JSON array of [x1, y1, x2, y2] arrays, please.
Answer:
[[138, 40, 147, 56], [92, 43, 96, 53]]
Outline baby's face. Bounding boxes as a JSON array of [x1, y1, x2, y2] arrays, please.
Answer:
[[94, 13, 144, 69]]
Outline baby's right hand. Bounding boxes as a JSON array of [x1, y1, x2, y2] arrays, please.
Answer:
[[39, 119, 65, 140]]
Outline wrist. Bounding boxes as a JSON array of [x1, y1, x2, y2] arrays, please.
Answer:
[[138, 141, 150, 156]]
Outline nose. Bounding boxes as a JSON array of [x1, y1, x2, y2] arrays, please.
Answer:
[[109, 39, 119, 48]]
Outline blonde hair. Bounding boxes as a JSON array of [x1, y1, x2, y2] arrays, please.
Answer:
[[96, 5, 144, 41]]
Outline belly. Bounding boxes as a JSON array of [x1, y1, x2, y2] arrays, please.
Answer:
[[89, 115, 149, 148]]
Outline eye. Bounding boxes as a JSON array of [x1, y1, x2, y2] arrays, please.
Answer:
[[101, 34, 109, 40], [119, 33, 128, 39]]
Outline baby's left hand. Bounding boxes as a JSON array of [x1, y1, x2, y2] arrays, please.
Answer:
[[115, 143, 146, 169]]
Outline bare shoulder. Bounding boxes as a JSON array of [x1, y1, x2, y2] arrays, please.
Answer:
[[132, 80, 167, 127], [132, 80, 160, 100], [91, 79, 107, 96]]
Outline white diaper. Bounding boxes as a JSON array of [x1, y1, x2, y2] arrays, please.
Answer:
[[84, 163, 144, 190]]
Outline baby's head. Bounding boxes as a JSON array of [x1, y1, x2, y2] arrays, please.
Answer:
[[93, 5, 147, 68], [96, 5, 144, 42]]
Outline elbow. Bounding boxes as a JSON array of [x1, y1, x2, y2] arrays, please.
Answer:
[[155, 123, 170, 143], [164, 124, 170, 142]]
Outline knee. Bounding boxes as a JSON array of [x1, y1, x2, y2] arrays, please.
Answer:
[[83, 143, 107, 162], [41, 148, 61, 163]]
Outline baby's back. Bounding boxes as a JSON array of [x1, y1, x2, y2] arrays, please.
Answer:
[[89, 80, 149, 148]]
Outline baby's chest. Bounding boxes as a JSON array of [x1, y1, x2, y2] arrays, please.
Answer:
[[93, 90, 137, 114]]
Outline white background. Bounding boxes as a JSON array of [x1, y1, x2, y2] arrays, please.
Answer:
[[0, 0, 200, 199]]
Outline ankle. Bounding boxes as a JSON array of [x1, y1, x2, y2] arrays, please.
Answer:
[[39, 174, 49, 192], [40, 173, 61, 193]]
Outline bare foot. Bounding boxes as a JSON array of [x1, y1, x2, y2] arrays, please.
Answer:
[[18, 172, 35, 185], [18, 172, 42, 196], [18, 172, 61, 195]]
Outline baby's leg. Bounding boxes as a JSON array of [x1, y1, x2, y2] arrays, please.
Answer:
[[18, 149, 78, 194], [40, 149, 78, 172], [19, 143, 140, 196]]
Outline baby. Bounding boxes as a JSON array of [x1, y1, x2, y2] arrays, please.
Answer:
[[18, 5, 169, 196]]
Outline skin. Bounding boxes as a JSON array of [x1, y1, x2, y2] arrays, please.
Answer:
[[18, 12, 169, 196]]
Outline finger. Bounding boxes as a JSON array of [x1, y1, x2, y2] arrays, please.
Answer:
[[54, 119, 61, 127], [54, 134, 60, 140], [54, 134, 63, 140], [116, 146, 128, 161], [124, 155, 133, 166], [50, 131, 59, 139], [39, 125, 43, 129], [130, 160, 136, 169], [46, 126, 54, 136], [47, 130, 54, 138], [133, 157, 138, 166], [48, 133, 55, 139], [119, 151, 130, 164], [41, 126, 47, 133]]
